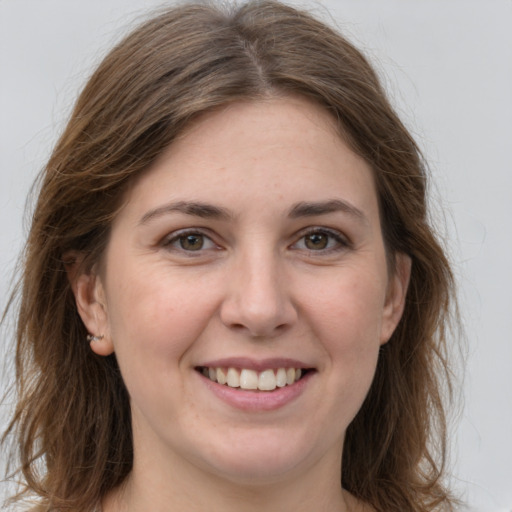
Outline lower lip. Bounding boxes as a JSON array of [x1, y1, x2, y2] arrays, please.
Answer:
[[198, 371, 314, 412]]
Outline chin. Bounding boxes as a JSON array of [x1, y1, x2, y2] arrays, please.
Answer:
[[206, 457, 300, 486], [194, 428, 327, 485]]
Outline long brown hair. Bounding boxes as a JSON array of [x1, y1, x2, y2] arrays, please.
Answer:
[[3, 1, 458, 510]]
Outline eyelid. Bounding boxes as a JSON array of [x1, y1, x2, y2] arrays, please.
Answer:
[[159, 226, 350, 256], [291, 226, 351, 252], [161, 228, 221, 253]]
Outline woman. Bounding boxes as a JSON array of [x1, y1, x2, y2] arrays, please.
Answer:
[[2, 1, 458, 511]]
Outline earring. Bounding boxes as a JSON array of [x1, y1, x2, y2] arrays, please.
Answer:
[[87, 334, 105, 342]]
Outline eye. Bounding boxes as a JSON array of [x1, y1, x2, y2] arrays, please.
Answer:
[[292, 228, 349, 252], [163, 230, 218, 252], [303, 232, 330, 250]]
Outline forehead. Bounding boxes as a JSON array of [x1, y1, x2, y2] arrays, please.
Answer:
[[120, 96, 378, 223], [171, 96, 344, 167]]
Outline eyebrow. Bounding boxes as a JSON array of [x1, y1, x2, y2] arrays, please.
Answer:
[[139, 201, 232, 225], [288, 199, 368, 224], [139, 198, 368, 225]]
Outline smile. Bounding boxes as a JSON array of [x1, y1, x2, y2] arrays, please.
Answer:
[[198, 366, 306, 391]]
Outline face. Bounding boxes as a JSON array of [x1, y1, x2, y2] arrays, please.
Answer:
[[75, 96, 409, 487]]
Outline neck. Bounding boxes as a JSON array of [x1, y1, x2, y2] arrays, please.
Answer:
[[103, 451, 355, 512]]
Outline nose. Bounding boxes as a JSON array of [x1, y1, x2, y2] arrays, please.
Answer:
[[219, 247, 298, 338]]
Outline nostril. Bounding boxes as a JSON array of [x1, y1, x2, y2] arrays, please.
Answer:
[[225, 318, 294, 339]]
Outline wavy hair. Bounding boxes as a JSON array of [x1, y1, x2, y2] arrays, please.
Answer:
[[3, 1, 458, 510]]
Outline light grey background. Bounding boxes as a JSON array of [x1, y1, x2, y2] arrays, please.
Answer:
[[1, 1, 511, 511]]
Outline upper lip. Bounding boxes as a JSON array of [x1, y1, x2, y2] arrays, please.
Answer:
[[198, 357, 313, 372]]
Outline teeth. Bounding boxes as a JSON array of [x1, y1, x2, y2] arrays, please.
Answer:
[[227, 367, 240, 388], [276, 368, 287, 387], [258, 369, 277, 391], [203, 366, 306, 391], [240, 369, 258, 389], [217, 367, 227, 385]]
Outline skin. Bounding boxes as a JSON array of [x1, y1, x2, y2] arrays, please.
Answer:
[[73, 96, 410, 512]]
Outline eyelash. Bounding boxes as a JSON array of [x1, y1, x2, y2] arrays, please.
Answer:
[[161, 227, 350, 256], [162, 229, 219, 254], [291, 227, 350, 254]]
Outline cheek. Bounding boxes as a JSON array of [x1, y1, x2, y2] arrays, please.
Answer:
[[307, 271, 387, 346], [303, 270, 386, 400], [104, 262, 220, 372]]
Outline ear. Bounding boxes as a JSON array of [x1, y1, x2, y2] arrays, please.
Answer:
[[380, 252, 411, 345], [66, 253, 114, 356]]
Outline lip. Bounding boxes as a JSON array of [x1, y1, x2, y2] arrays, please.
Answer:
[[199, 357, 312, 372], [195, 357, 315, 412]]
